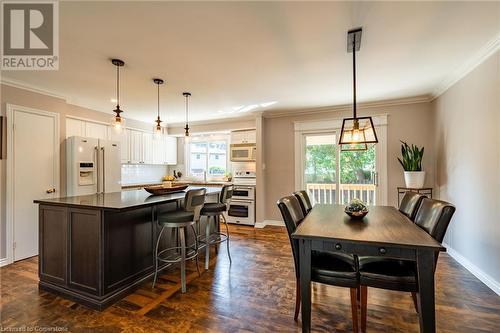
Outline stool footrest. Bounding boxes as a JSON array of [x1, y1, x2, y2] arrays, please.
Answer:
[[198, 232, 228, 246], [157, 246, 199, 263]]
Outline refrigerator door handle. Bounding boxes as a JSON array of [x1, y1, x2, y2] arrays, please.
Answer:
[[95, 146, 100, 193], [101, 147, 105, 193]]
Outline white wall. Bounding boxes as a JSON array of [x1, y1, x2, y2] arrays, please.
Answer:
[[433, 51, 500, 293]]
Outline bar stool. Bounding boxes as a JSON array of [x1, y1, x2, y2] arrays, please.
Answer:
[[152, 188, 206, 292], [200, 185, 233, 269]]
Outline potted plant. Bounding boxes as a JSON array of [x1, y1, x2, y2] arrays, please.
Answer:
[[397, 141, 425, 188]]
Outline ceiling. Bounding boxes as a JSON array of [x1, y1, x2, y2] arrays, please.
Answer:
[[2, 1, 499, 125]]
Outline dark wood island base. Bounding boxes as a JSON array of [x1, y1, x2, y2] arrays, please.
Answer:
[[35, 187, 220, 310]]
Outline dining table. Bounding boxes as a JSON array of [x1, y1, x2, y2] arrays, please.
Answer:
[[292, 204, 445, 333]]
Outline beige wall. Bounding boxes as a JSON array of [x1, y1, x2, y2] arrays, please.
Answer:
[[433, 52, 500, 286], [263, 101, 436, 221], [0, 84, 153, 259]]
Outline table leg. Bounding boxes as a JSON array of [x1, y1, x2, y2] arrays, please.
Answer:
[[299, 239, 312, 332], [416, 249, 436, 333]]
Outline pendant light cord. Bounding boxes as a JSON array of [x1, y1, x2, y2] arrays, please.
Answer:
[[353, 34, 356, 119], [185, 95, 189, 126], [157, 83, 160, 119], [116, 65, 120, 108]]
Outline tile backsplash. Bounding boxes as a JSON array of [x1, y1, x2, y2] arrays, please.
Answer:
[[121, 164, 168, 185]]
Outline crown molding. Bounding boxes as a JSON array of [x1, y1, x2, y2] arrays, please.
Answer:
[[432, 34, 500, 100], [263, 95, 432, 119], [167, 114, 257, 128], [1, 77, 67, 101]]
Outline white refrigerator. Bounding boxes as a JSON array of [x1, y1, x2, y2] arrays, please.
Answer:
[[67, 136, 121, 196]]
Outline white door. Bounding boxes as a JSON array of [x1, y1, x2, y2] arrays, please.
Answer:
[[7, 106, 59, 262]]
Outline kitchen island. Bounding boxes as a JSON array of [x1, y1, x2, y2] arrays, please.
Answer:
[[34, 187, 220, 310]]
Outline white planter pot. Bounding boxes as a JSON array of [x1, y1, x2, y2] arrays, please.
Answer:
[[404, 171, 426, 189]]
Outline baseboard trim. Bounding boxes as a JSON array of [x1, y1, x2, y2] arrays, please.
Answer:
[[0, 258, 10, 267], [443, 242, 500, 296], [254, 220, 284, 229]]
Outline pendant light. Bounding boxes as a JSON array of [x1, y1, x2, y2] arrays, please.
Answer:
[[111, 59, 126, 130], [183, 92, 191, 139], [338, 28, 378, 151], [153, 78, 164, 136]]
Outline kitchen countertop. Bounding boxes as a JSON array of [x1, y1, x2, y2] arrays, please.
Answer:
[[34, 186, 221, 211], [122, 180, 234, 189]]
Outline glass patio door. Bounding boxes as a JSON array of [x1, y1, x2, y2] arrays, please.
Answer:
[[339, 145, 377, 205], [301, 132, 378, 206], [302, 133, 338, 205]]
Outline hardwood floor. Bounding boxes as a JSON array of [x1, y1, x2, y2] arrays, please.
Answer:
[[1, 225, 499, 332]]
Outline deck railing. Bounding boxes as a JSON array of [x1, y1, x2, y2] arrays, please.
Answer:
[[306, 183, 376, 206]]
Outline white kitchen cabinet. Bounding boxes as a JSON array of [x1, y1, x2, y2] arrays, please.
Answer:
[[231, 130, 256, 144], [119, 130, 130, 163], [129, 130, 144, 164], [85, 122, 108, 140], [142, 132, 154, 164], [165, 136, 177, 165], [66, 118, 85, 138]]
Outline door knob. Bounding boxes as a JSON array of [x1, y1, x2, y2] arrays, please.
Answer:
[[46, 188, 56, 194]]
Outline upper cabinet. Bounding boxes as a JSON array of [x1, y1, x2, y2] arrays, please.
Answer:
[[65, 118, 177, 165], [231, 129, 256, 144], [129, 130, 144, 164]]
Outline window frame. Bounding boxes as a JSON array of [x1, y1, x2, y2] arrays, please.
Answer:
[[185, 134, 230, 180]]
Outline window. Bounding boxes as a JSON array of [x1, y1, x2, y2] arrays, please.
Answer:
[[187, 136, 228, 179]]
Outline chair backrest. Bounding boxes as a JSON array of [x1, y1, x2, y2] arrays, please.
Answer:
[[293, 190, 313, 216], [220, 185, 234, 204], [184, 188, 206, 222], [414, 198, 455, 243], [277, 195, 305, 278], [399, 192, 426, 220]]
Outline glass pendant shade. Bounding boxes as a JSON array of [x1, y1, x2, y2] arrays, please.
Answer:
[[339, 116, 378, 151]]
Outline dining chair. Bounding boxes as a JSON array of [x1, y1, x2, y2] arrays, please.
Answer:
[[358, 198, 455, 332], [293, 190, 313, 216], [277, 195, 360, 332], [399, 191, 426, 220]]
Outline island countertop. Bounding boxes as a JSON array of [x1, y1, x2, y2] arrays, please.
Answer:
[[34, 186, 221, 211]]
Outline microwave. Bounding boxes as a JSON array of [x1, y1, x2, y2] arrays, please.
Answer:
[[230, 144, 256, 162]]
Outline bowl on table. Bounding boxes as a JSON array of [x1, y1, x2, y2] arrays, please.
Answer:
[[344, 198, 369, 220]]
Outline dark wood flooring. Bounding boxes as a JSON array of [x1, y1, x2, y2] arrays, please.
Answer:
[[1, 225, 499, 332]]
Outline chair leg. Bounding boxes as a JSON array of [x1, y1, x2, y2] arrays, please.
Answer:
[[179, 227, 187, 293], [411, 292, 419, 313], [214, 215, 219, 255], [294, 278, 301, 321], [190, 224, 201, 277], [360, 286, 368, 333], [350, 288, 359, 333], [205, 215, 211, 270], [221, 214, 232, 263], [152, 225, 165, 289]]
